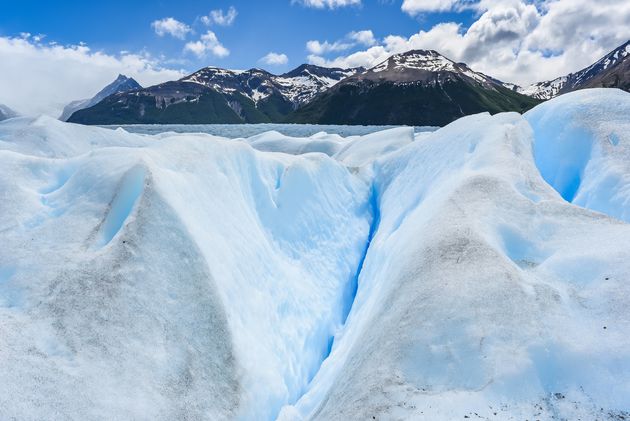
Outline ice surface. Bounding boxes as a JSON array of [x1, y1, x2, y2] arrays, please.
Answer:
[[0, 120, 374, 420], [1, 89, 630, 421], [244, 130, 345, 156], [334, 127, 415, 167], [281, 91, 630, 420], [525, 89, 630, 222]]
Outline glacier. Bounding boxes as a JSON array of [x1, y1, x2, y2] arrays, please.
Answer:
[[0, 89, 629, 420]]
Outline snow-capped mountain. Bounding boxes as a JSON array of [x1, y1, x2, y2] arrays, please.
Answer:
[[520, 40, 630, 100], [68, 64, 363, 125], [364, 49, 494, 86], [180, 64, 362, 106], [289, 49, 539, 126], [277, 64, 364, 104], [60, 74, 142, 121], [68, 50, 546, 126], [0, 104, 18, 121]]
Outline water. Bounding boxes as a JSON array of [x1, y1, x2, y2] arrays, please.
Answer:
[[101, 123, 439, 139]]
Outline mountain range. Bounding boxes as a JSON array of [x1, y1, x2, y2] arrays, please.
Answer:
[[288, 50, 538, 126], [67, 40, 629, 126], [68, 65, 362, 125]]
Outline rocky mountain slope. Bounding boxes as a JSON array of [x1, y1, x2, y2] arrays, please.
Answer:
[[61, 75, 141, 121], [68, 52, 540, 126], [46, 41, 630, 125], [0, 104, 18, 121], [288, 50, 540, 126], [68, 65, 361, 125], [519, 40, 630, 99]]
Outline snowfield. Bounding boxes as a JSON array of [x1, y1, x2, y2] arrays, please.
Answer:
[[0, 89, 629, 420]]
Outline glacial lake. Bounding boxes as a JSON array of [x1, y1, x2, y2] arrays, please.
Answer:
[[100, 123, 439, 138]]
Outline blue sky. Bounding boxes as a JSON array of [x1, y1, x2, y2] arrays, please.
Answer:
[[0, 0, 476, 73], [0, 0, 628, 116]]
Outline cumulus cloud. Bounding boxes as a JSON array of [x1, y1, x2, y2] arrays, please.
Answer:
[[0, 36, 184, 117], [307, 44, 390, 69], [401, 0, 461, 14], [306, 29, 378, 56], [348, 30, 377, 46], [293, 0, 361, 9], [260, 52, 289, 66], [201, 6, 238, 26], [309, 0, 630, 86], [151, 17, 192, 39], [306, 39, 354, 55], [184, 31, 230, 58]]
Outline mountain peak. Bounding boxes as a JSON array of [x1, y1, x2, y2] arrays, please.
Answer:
[[520, 39, 630, 100], [59, 74, 142, 121], [358, 48, 495, 88], [90, 75, 142, 102], [596, 39, 630, 72], [370, 49, 460, 74], [0, 103, 18, 121], [67, 49, 539, 126], [281, 63, 361, 79], [178, 62, 363, 107], [398, 49, 442, 57]]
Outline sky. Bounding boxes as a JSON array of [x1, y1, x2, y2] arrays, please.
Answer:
[[0, 0, 628, 116]]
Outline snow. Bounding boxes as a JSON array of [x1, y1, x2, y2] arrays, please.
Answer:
[[368, 50, 493, 88], [274, 72, 346, 104], [373, 50, 459, 73], [520, 76, 568, 100], [521, 42, 629, 100], [181, 66, 359, 106], [370, 50, 491, 86], [1, 88, 630, 420]]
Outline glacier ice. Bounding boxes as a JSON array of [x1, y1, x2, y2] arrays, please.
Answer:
[[1, 89, 630, 420], [525, 89, 630, 222], [284, 97, 630, 420]]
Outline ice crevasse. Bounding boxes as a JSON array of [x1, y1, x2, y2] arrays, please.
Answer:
[[0, 89, 629, 420]]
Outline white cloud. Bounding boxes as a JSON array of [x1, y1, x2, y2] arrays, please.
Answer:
[[151, 17, 192, 40], [306, 29, 378, 56], [348, 30, 376, 46], [307, 45, 390, 69], [306, 39, 354, 54], [184, 31, 230, 58], [0, 36, 184, 117], [293, 0, 361, 9], [260, 52, 289, 66], [309, 0, 630, 86], [201, 6, 238, 26], [401, 0, 461, 14]]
